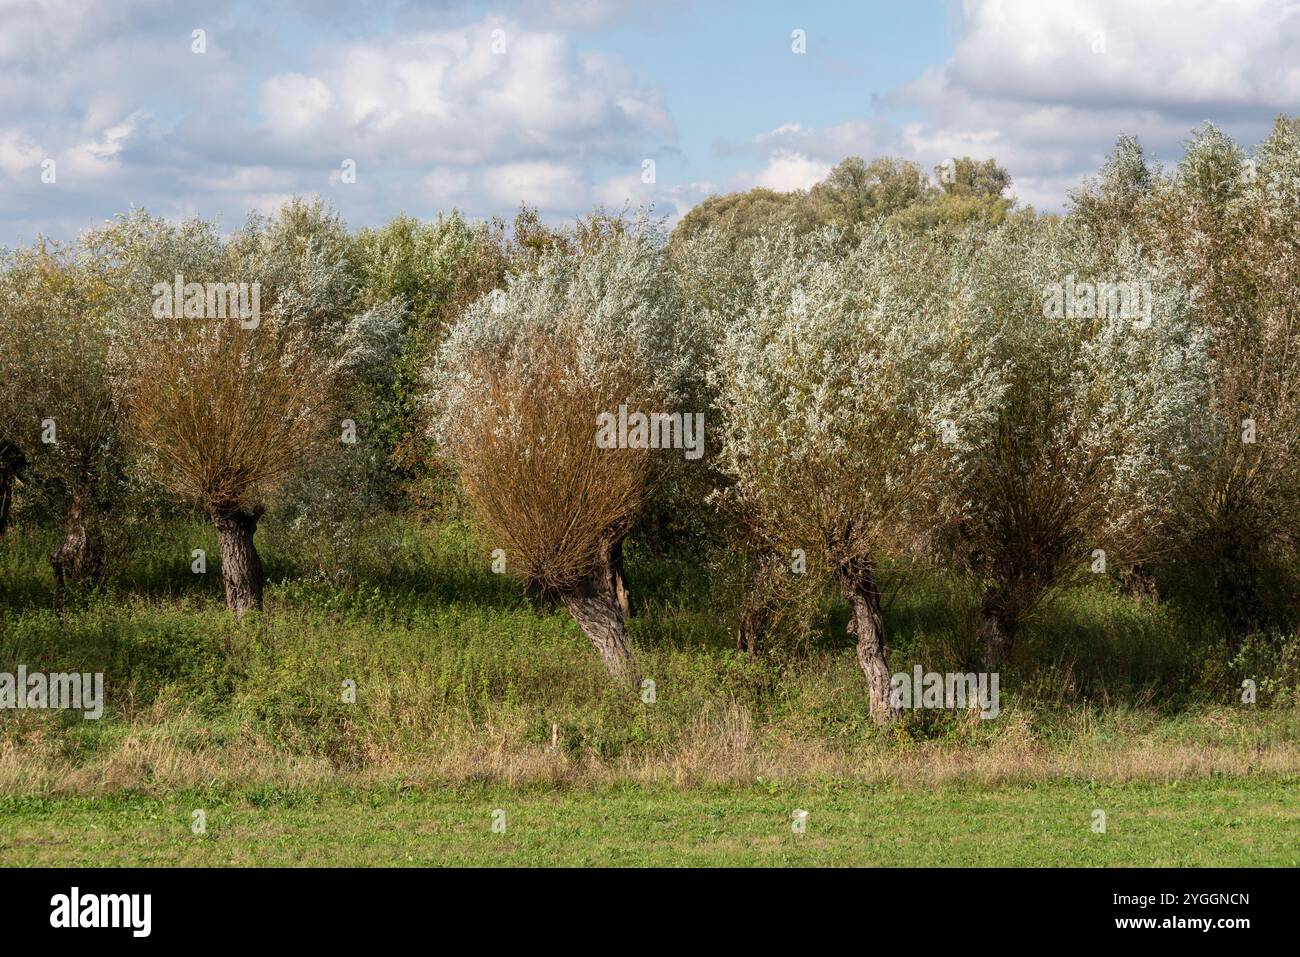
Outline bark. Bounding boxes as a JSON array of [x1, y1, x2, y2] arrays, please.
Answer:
[[212, 506, 265, 614], [737, 598, 770, 657], [609, 536, 632, 621], [737, 551, 784, 656], [562, 544, 640, 686], [0, 443, 23, 539], [978, 577, 1036, 670], [837, 553, 900, 724], [979, 611, 1015, 671], [49, 497, 103, 594]]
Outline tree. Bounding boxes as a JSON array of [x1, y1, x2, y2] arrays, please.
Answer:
[[0, 242, 127, 589], [108, 200, 400, 613], [428, 224, 689, 683], [1069, 135, 1157, 256], [938, 156, 1012, 199], [1085, 120, 1300, 638], [671, 187, 815, 248], [809, 156, 933, 224], [706, 225, 1003, 721], [942, 218, 1213, 668], [351, 211, 508, 512]]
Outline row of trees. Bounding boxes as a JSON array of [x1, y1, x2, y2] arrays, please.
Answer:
[[2, 121, 1298, 722]]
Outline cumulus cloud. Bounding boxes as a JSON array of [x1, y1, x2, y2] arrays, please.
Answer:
[[0, 1, 680, 241], [752, 151, 831, 192], [245, 25, 673, 170], [716, 1, 1300, 211], [942, 0, 1300, 113], [3, 0, 1297, 240]]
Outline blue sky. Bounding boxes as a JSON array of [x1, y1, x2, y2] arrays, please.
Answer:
[[1, 0, 1297, 244]]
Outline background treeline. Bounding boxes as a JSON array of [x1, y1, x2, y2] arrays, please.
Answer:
[[2, 120, 1300, 727]]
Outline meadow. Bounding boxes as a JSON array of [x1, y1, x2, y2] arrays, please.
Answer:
[[1, 516, 1296, 866]]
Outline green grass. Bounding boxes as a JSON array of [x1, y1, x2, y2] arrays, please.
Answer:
[[1, 778, 1295, 866]]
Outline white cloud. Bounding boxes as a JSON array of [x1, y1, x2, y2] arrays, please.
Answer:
[[942, 0, 1300, 111], [424, 168, 472, 203], [711, 0, 1300, 213], [4, 0, 1297, 240], [481, 160, 588, 210], [260, 74, 335, 136], [250, 22, 673, 170], [884, 0, 1300, 208], [752, 151, 831, 192], [0, 129, 43, 178]]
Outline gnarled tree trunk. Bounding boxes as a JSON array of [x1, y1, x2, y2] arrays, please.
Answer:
[[212, 506, 264, 614], [837, 552, 900, 724], [978, 578, 1037, 670], [562, 543, 640, 686], [979, 611, 1014, 671], [0, 442, 23, 539], [50, 496, 103, 595]]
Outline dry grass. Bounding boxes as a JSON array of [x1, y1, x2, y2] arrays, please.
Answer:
[[3, 701, 1296, 798]]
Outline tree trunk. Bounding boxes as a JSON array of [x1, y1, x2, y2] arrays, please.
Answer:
[[0, 443, 24, 539], [737, 598, 769, 657], [212, 506, 264, 614], [737, 551, 783, 656], [609, 536, 632, 621], [837, 553, 900, 724], [979, 612, 1014, 671], [562, 544, 640, 686], [978, 581, 1030, 670], [49, 497, 103, 595]]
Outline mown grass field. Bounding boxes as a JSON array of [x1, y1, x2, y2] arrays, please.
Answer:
[[1, 517, 1297, 866], [3, 779, 1297, 867]]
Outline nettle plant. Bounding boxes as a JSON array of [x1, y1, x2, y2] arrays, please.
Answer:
[[944, 219, 1214, 668], [429, 226, 690, 684], [108, 201, 401, 613], [708, 225, 1003, 722]]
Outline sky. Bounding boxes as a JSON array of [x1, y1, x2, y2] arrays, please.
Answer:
[[2, 0, 1299, 244]]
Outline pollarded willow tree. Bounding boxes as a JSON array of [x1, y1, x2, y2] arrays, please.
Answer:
[[106, 200, 402, 613], [0, 242, 127, 587], [943, 218, 1214, 668], [1129, 119, 1300, 638], [428, 225, 691, 685], [707, 225, 1004, 722]]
